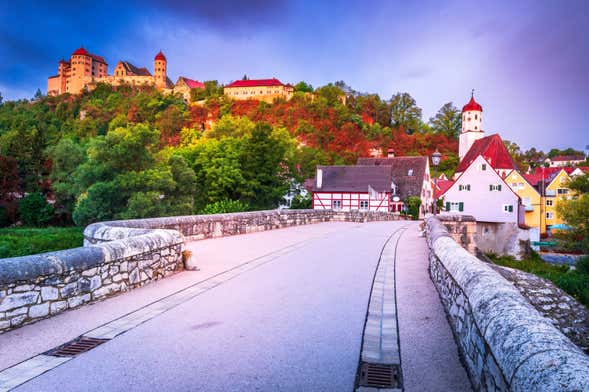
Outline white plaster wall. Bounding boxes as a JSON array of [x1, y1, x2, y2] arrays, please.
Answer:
[[442, 156, 519, 223]]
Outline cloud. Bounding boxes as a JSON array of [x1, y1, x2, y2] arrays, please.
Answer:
[[143, 0, 290, 33]]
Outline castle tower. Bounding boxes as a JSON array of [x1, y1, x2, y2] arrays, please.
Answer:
[[154, 51, 167, 89], [459, 92, 485, 160], [69, 47, 92, 94]]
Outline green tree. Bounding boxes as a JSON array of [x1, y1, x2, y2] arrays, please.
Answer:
[[73, 181, 126, 226], [18, 193, 54, 226], [315, 84, 345, 106], [207, 114, 255, 139], [567, 173, 589, 194], [48, 138, 87, 217], [429, 102, 461, 138], [240, 123, 290, 209], [294, 81, 314, 93], [290, 194, 312, 209], [405, 196, 422, 220], [390, 92, 422, 134]]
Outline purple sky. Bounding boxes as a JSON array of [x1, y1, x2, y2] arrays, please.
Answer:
[[1, 0, 587, 152]]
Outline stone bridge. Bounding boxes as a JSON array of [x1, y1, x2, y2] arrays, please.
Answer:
[[0, 210, 587, 391]]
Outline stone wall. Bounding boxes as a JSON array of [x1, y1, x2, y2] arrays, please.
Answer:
[[435, 214, 477, 253], [0, 230, 183, 333], [425, 216, 589, 391], [1, 210, 404, 333]]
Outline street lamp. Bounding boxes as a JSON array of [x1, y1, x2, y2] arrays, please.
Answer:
[[431, 149, 442, 215]]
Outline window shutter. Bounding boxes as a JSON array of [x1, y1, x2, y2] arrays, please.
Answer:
[[459, 202, 464, 212], [489, 185, 492, 191], [508, 205, 513, 212], [446, 202, 450, 211], [498, 184, 502, 191], [467, 184, 471, 191]]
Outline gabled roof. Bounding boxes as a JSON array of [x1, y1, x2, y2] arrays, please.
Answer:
[[356, 156, 428, 199], [313, 165, 393, 193], [225, 78, 284, 88], [177, 77, 205, 89], [119, 61, 151, 76], [506, 170, 541, 196], [456, 133, 515, 173], [435, 179, 454, 195], [71, 47, 106, 64], [442, 155, 520, 200]]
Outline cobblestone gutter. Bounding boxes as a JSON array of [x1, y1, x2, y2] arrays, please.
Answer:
[[425, 216, 589, 392], [0, 210, 404, 334]]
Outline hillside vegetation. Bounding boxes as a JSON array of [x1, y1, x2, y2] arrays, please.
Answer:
[[0, 82, 460, 227]]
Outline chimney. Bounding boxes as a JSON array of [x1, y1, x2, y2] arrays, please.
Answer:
[[316, 168, 323, 189]]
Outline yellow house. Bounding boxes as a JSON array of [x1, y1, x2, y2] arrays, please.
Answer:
[[505, 170, 542, 229], [544, 169, 573, 232]]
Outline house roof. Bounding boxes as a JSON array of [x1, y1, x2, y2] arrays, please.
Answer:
[[551, 155, 585, 162], [225, 78, 284, 88], [356, 156, 428, 199], [313, 165, 393, 193], [71, 47, 106, 64], [178, 77, 205, 89], [436, 179, 454, 195], [443, 155, 520, 200], [456, 133, 515, 173], [462, 95, 483, 112], [120, 62, 151, 76]]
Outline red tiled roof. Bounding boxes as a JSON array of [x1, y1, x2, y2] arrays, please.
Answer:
[[225, 78, 284, 88], [456, 134, 515, 173], [72, 47, 89, 56], [90, 54, 107, 64], [462, 95, 483, 112], [155, 51, 166, 61], [523, 173, 543, 186], [179, 77, 205, 89], [551, 155, 585, 162], [436, 179, 454, 196]]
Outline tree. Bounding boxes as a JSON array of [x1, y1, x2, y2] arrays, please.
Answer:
[[294, 81, 313, 93], [390, 92, 422, 134], [73, 181, 126, 226], [207, 114, 255, 139], [240, 123, 290, 209], [405, 196, 421, 220], [429, 102, 461, 138], [315, 84, 345, 106], [568, 173, 589, 193], [0, 156, 20, 201], [18, 193, 54, 226], [48, 138, 86, 216], [34, 89, 43, 100], [200, 199, 249, 214]]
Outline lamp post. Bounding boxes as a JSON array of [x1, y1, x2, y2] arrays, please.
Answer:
[[431, 149, 442, 215]]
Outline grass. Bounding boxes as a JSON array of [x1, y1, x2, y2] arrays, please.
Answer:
[[0, 227, 84, 259], [487, 252, 589, 308]]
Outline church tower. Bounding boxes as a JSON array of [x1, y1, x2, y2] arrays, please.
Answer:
[[459, 92, 485, 160], [154, 51, 167, 89]]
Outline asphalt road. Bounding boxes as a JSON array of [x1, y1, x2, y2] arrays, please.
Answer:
[[10, 221, 470, 392]]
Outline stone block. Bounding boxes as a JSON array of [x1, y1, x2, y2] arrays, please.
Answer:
[[10, 314, 27, 327], [81, 267, 99, 277], [67, 293, 91, 308], [6, 306, 28, 317], [90, 275, 102, 290], [60, 282, 77, 298], [41, 286, 59, 301], [13, 284, 35, 292], [50, 301, 67, 314], [29, 302, 50, 318], [0, 292, 39, 312], [77, 277, 91, 293]]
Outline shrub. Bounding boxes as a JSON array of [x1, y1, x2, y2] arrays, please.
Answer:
[[405, 196, 421, 220], [18, 193, 54, 226], [290, 194, 312, 209], [200, 199, 249, 215], [0, 206, 9, 227], [575, 255, 589, 275]]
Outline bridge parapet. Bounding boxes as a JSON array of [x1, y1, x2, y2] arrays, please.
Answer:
[[425, 216, 589, 391], [0, 210, 404, 333]]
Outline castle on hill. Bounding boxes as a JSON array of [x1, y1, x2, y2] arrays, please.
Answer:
[[47, 47, 201, 101]]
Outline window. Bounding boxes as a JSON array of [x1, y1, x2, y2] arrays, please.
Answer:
[[475, 114, 478, 120], [458, 184, 471, 191], [446, 201, 464, 212], [546, 199, 553, 206], [360, 200, 369, 210], [407, 169, 413, 176], [523, 197, 531, 207], [503, 204, 514, 213], [481, 164, 487, 171], [557, 188, 569, 195], [546, 212, 554, 219], [489, 184, 502, 191], [332, 200, 342, 210]]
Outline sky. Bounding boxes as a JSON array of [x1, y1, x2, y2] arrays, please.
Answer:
[[1, 0, 588, 153]]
